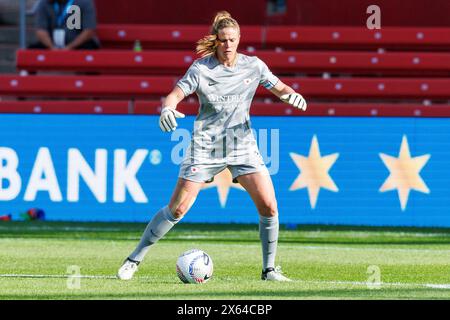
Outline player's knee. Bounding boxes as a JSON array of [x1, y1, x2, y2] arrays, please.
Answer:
[[172, 203, 189, 219], [258, 201, 278, 217]]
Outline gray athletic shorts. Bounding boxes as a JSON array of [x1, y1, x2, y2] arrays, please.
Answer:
[[179, 151, 269, 184]]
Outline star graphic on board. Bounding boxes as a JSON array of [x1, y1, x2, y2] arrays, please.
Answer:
[[379, 135, 430, 211], [201, 168, 246, 208], [289, 135, 339, 209]]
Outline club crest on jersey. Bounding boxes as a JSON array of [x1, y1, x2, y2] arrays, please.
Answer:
[[191, 167, 199, 173], [243, 78, 256, 85]]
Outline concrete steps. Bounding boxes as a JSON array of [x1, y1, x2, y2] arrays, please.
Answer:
[[0, 0, 39, 25], [0, 27, 19, 74], [0, 61, 16, 74], [0, 44, 17, 61], [0, 25, 37, 74], [0, 0, 39, 73], [0, 26, 36, 45]]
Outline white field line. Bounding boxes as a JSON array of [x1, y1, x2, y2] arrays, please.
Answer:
[[0, 226, 124, 232], [0, 274, 449, 289], [0, 274, 117, 279]]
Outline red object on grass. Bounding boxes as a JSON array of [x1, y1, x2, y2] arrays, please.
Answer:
[[0, 214, 12, 221]]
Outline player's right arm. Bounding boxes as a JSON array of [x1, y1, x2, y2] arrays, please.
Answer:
[[159, 86, 186, 132], [164, 86, 186, 108], [160, 61, 200, 132]]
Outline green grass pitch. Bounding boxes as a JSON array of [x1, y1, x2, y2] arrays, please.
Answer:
[[1, 221, 450, 300]]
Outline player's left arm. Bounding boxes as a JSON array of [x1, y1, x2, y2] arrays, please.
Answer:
[[269, 80, 307, 111]]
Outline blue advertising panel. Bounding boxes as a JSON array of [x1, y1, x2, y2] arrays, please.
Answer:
[[0, 114, 449, 227]]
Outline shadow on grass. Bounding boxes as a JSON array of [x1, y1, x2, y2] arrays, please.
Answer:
[[2, 221, 450, 233], [2, 221, 450, 246], [1, 235, 450, 246]]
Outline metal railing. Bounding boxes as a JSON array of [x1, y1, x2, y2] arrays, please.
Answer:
[[19, 0, 41, 48]]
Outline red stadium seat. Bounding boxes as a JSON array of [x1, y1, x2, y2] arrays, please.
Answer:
[[256, 51, 450, 76], [265, 26, 450, 51], [16, 50, 450, 76], [0, 99, 449, 117], [1, 75, 448, 100], [0, 75, 177, 98], [0, 100, 129, 114], [97, 24, 263, 50], [96, 25, 450, 51], [16, 50, 196, 75], [262, 77, 450, 99], [134, 101, 450, 117], [6, 25, 450, 118]]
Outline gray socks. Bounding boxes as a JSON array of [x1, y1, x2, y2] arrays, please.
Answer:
[[128, 206, 181, 262], [128, 206, 278, 271], [259, 215, 279, 271]]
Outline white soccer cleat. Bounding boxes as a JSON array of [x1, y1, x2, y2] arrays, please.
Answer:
[[117, 259, 139, 280], [261, 266, 292, 282]]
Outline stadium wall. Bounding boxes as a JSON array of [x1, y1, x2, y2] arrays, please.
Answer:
[[0, 114, 448, 227], [282, 0, 450, 26], [94, 0, 450, 26]]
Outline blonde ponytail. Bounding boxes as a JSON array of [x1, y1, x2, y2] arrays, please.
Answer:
[[196, 11, 240, 57]]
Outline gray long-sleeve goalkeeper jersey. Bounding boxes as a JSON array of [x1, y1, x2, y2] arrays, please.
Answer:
[[176, 53, 279, 164]]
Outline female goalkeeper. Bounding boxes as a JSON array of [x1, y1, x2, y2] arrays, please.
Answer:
[[118, 11, 306, 281]]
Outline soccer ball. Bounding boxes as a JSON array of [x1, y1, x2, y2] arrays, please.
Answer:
[[176, 249, 213, 284]]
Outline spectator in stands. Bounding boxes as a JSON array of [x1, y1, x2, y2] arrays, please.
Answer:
[[29, 0, 100, 50], [117, 11, 307, 282]]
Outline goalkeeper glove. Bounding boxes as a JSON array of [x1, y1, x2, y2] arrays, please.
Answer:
[[159, 106, 185, 132], [280, 93, 307, 111]]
